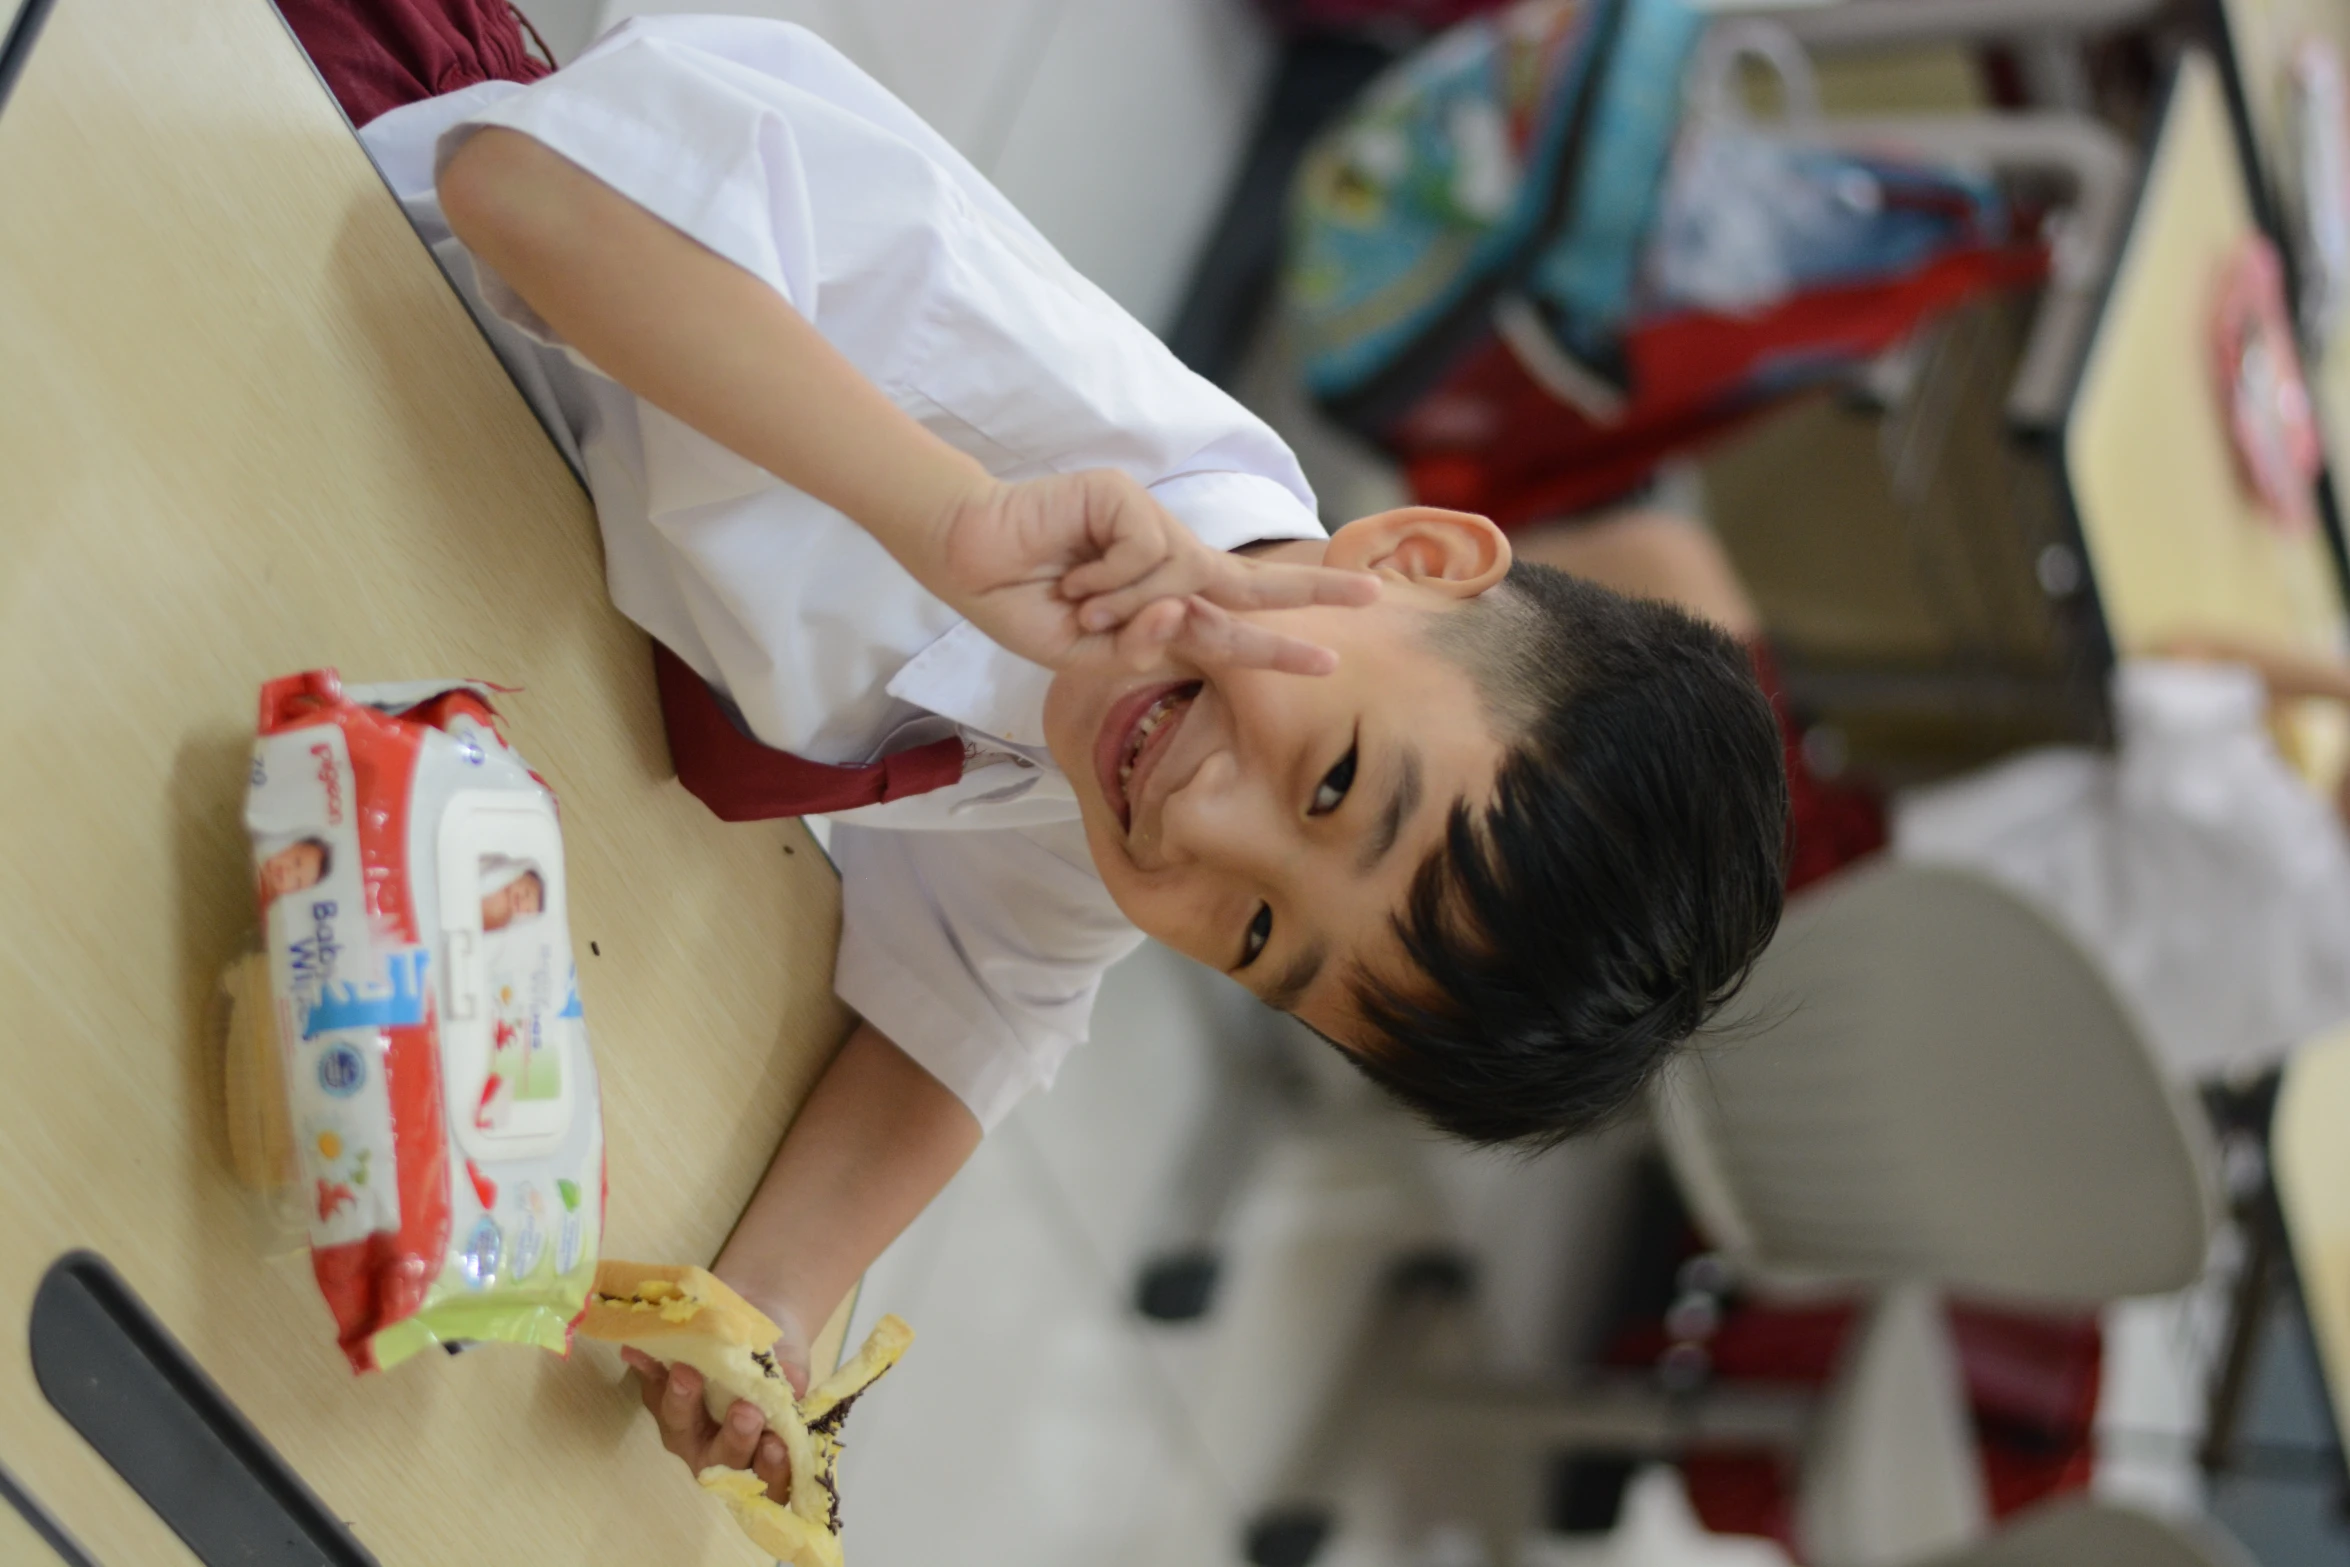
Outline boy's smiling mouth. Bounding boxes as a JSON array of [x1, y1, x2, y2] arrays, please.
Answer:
[[1095, 680, 1202, 833]]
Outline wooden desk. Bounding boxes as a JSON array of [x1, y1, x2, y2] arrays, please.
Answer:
[[0, 0, 851, 1561], [2271, 1022, 2350, 1445], [2064, 50, 2350, 773]]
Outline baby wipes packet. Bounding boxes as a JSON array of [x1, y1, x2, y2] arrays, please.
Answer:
[[245, 669, 605, 1372]]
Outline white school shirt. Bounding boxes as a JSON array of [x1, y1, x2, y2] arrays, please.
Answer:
[[1895, 660, 2350, 1081], [356, 16, 1326, 1129]]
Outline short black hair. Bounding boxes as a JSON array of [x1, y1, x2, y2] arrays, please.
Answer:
[[300, 837, 333, 880], [1341, 561, 1788, 1148]]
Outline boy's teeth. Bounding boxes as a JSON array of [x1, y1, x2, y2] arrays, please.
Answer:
[[1120, 689, 1189, 797]]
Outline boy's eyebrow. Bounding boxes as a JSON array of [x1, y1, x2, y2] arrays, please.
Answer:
[[1355, 746, 1424, 876], [1264, 941, 1330, 1013]]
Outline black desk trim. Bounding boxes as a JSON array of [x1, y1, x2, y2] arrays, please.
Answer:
[[30, 1251, 379, 1567], [0, 0, 57, 120], [0, 1459, 101, 1567]]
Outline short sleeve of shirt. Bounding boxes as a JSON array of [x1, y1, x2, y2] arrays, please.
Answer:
[[829, 820, 1146, 1129], [434, 27, 896, 358], [433, 17, 1321, 539]]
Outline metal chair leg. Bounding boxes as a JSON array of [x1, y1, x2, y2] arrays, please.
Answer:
[[1242, 1250, 1479, 1566]]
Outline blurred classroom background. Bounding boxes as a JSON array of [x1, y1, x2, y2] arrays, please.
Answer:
[[491, 0, 2350, 1562]]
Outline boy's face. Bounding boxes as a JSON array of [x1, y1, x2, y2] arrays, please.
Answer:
[[1043, 509, 1512, 1047], [260, 842, 325, 902]]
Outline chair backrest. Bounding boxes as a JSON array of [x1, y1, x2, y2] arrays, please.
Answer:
[[1916, 1498, 2254, 1567], [1652, 861, 2217, 1303]]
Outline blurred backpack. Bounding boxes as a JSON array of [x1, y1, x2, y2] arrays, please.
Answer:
[[1284, 0, 2051, 524], [1258, 0, 1512, 36]]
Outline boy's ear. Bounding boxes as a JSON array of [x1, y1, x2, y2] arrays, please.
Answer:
[[1324, 507, 1511, 597]]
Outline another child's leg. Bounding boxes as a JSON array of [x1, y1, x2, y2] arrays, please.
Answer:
[[1509, 507, 1763, 639]]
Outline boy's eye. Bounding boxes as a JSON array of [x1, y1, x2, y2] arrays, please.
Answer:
[[1311, 746, 1358, 816], [1239, 904, 1272, 969]]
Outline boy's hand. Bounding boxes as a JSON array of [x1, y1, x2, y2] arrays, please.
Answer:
[[929, 470, 1379, 675], [620, 1309, 810, 1507]]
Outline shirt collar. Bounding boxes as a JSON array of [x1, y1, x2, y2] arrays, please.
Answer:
[[1147, 469, 1327, 553], [887, 623, 1055, 748]]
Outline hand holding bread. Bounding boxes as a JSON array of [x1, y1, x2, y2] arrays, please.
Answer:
[[930, 468, 1380, 678], [581, 1261, 911, 1567], [619, 1352, 803, 1505]]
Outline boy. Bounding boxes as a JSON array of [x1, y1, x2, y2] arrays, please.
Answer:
[[348, 13, 1786, 1498]]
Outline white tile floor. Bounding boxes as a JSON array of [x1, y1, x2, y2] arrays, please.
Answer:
[[492, 4, 1660, 1561]]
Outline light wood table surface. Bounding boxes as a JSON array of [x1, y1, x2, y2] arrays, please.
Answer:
[[0, 0, 853, 1561], [2065, 50, 2350, 774], [2271, 1020, 2350, 1444]]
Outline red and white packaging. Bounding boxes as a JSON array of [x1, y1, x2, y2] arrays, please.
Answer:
[[244, 670, 606, 1372]]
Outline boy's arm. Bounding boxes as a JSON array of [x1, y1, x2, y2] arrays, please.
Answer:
[[713, 1021, 979, 1374], [621, 1022, 978, 1498], [435, 130, 1373, 675], [2156, 632, 2350, 706]]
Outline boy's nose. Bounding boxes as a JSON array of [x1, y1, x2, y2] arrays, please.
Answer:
[[1156, 751, 1279, 871], [1150, 752, 1226, 867]]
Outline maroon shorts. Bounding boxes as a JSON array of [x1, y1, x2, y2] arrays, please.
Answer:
[[277, 0, 550, 126]]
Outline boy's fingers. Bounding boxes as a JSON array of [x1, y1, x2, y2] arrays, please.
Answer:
[[753, 1434, 793, 1500], [623, 1350, 674, 1414], [1112, 599, 1187, 669], [1060, 485, 1194, 605], [1172, 599, 1339, 677], [1075, 573, 1182, 633], [1200, 558, 1381, 613], [709, 1400, 764, 1472], [1060, 530, 1177, 606], [1074, 559, 1378, 636], [657, 1364, 706, 1434]]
